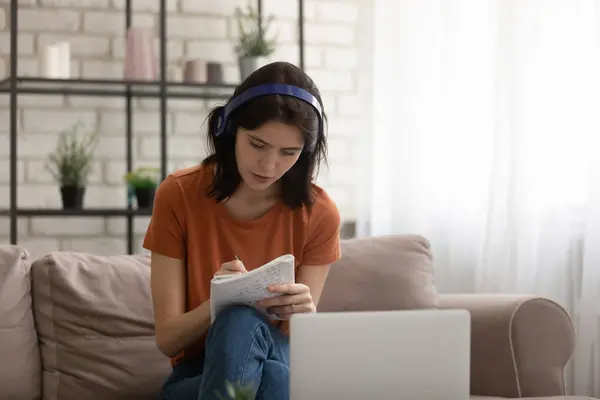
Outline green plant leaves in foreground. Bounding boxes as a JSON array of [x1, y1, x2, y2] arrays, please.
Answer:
[[215, 380, 256, 400]]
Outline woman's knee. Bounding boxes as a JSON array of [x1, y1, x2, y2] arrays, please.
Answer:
[[205, 306, 271, 359], [213, 305, 268, 330]]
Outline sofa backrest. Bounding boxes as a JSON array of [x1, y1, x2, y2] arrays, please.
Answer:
[[0, 245, 41, 400], [319, 234, 439, 312]]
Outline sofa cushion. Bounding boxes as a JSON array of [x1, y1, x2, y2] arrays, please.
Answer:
[[31, 251, 171, 400], [0, 245, 41, 400], [318, 234, 438, 312]]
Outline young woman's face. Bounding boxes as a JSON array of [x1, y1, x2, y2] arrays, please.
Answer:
[[235, 121, 305, 192]]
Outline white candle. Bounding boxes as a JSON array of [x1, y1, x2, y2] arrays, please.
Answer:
[[56, 41, 71, 78], [40, 44, 61, 78], [40, 42, 71, 78]]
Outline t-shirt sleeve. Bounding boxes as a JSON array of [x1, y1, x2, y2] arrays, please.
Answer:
[[301, 190, 342, 266], [142, 175, 187, 260]]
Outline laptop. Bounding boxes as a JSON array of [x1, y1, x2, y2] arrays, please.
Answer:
[[289, 309, 471, 400]]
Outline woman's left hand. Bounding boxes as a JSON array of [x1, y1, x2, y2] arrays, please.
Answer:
[[256, 283, 316, 319]]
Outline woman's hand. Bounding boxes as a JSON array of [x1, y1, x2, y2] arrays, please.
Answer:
[[256, 283, 316, 319], [214, 259, 247, 276]]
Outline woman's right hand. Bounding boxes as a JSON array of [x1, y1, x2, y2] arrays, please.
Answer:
[[214, 259, 247, 276]]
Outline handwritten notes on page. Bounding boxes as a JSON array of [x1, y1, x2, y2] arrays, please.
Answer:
[[209, 254, 295, 323]]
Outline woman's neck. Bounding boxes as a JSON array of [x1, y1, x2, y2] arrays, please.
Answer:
[[234, 182, 280, 205], [223, 182, 281, 221]]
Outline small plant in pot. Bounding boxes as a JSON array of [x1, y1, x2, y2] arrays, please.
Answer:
[[234, 2, 277, 81], [216, 380, 256, 400], [45, 122, 98, 209], [124, 167, 160, 209]]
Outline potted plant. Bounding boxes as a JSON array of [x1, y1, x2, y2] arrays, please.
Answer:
[[45, 122, 98, 209], [124, 167, 160, 209], [216, 380, 255, 400], [234, 2, 277, 81]]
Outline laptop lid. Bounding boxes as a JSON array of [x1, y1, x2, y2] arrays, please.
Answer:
[[289, 309, 471, 400]]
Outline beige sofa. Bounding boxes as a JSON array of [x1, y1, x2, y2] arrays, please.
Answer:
[[0, 234, 595, 400]]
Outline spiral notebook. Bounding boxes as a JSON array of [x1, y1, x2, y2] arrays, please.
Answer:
[[209, 254, 295, 323]]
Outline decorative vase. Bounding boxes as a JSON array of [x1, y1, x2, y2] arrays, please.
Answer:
[[124, 27, 158, 81], [135, 187, 156, 209], [238, 56, 266, 81], [207, 62, 224, 84], [183, 60, 207, 83], [60, 186, 85, 209]]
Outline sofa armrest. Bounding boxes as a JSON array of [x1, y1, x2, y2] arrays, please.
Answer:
[[438, 294, 574, 398]]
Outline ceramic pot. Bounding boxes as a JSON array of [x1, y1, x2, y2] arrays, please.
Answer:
[[183, 60, 207, 83], [207, 62, 224, 84], [60, 186, 85, 209], [135, 187, 156, 209], [239, 56, 266, 81]]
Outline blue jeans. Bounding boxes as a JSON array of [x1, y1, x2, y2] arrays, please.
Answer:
[[160, 306, 290, 400]]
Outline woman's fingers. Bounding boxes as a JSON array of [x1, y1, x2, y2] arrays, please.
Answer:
[[267, 302, 313, 317], [213, 270, 243, 276], [222, 260, 246, 273], [267, 283, 309, 295], [214, 260, 247, 277], [257, 292, 310, 309]]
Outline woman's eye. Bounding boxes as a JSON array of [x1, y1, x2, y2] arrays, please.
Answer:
[[281, 150, 296, 156], [250, 141, 265, 149]]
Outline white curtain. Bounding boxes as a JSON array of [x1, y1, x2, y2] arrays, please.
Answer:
[[364, 0, 600, 396]]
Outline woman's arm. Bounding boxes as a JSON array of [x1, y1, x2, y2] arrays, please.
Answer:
[[295, 263, 331, 307], [257, 189, 341, 319], [151, 252, 212, 358]]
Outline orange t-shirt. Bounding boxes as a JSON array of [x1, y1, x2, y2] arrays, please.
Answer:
[[142, 163, 342, 363]]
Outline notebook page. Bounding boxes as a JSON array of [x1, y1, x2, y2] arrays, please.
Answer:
[[210, 254, 295, 322]]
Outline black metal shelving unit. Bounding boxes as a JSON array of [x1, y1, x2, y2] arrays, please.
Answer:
[[2, 0, 306, 254]]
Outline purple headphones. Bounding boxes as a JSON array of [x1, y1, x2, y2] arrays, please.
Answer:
[[212, 83, 324, 148]]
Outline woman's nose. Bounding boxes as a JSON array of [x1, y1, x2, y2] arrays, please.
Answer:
[[259, 150, 278, 170]]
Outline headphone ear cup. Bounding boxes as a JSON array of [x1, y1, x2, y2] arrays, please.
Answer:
[[212, 106, 226, 137], [224, 119, 232, 137]]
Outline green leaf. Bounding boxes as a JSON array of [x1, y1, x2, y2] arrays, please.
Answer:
[[124, 167, 160, 189], [214, 380, 256, 400], [234, 1, 278, 58]]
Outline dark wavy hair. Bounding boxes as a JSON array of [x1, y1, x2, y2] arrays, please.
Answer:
[[202, 61, 328, 209]]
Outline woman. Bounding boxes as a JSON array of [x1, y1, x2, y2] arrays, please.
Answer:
[[143, 61, 342, 400]]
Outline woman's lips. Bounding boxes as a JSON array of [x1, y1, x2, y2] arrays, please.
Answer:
[[252, 173, 273, 183]]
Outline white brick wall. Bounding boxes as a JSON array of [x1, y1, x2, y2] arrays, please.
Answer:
[[0, 0, 369, 255]]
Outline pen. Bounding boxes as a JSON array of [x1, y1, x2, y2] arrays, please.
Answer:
[[235, 254, 246, 268]]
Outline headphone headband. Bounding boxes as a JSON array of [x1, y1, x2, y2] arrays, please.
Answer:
[[213, 83, 323, 138]]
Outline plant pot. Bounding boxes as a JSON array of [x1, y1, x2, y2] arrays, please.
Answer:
[[239, 56, 267, 81], [60, 186, 85, 209], [135, 187, 156, 209]]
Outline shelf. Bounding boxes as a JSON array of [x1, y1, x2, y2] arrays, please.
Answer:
[[0, 208, 153, 217], [0, 76, 237, 99]]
